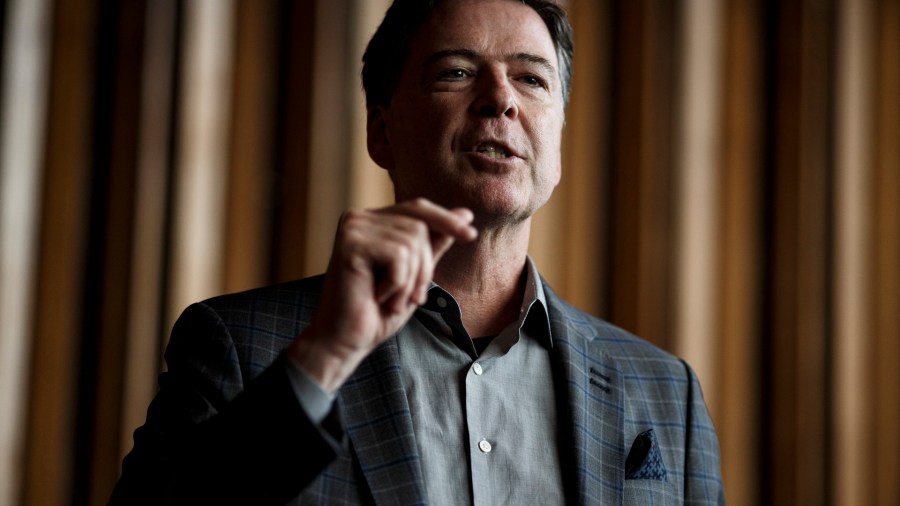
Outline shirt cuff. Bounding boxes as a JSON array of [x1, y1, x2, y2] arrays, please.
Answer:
[[284, 356, 336, 424]]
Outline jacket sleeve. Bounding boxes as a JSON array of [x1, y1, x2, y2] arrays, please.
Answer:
[[109, 302, 343, 505], [681, 360, 726, 505]]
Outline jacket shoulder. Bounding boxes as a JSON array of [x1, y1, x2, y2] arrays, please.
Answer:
[[541, 280, 683, 370], [201, 275, 325, 315], [171, 275, 326, 380]]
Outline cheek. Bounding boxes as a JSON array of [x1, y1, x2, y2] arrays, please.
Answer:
[[395, 103, 454, 152], [550, 155, 562, 186], [540, 153, 561, 193], [535, 119, 563, 182]]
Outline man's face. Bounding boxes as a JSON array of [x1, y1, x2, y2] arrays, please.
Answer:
[[370, 0, 565, 228]]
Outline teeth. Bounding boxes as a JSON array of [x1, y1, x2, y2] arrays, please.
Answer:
[[477, 145, 508, 159]]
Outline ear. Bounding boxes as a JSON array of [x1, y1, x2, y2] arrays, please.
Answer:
[[366, 106, 393, 170]]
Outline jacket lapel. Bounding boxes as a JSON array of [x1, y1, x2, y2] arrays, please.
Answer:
[[338, 338, 427, 505], [545, 284, 625, 506]]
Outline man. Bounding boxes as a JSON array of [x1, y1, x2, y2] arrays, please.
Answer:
[[112, 0, 725, 504]]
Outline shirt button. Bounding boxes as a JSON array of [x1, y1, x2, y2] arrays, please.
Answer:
[[478, 439, 492, 453], [472, 362, 483, 375], [436, 297, 448, 308]]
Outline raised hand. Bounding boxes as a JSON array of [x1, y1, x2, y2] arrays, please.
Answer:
[[287, 198, 477, 392]]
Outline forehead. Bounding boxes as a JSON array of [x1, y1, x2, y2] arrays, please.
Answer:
[[412, 0, 558, 67]]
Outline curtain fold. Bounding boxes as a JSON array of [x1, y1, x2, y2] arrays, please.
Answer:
[[1, 1, 896, 504]]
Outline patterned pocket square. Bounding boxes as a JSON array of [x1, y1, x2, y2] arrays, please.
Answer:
[[625, 429, 668, 481]]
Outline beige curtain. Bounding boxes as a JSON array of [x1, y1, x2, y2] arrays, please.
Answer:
[[0, 0, 897, 504]]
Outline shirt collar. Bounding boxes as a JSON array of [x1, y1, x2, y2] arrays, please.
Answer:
[[521, 256, 553, 349], [421, 256, 553, 350]]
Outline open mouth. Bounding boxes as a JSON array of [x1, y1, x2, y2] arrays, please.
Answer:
[[475, 143, 510, 159]]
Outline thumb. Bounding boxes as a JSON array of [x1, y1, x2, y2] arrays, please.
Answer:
[[431, 234, 457, 264], [431, 208, 477, 262]]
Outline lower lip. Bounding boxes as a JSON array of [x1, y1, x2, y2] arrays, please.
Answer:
[[465, 151, 519, 170]]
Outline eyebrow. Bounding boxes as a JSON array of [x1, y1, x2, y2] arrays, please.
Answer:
[[423, 48, 557, 77]]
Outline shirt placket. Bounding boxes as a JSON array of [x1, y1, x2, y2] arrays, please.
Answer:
[[465, 356, 493, 506]]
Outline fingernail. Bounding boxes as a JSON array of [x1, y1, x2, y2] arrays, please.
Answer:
[[454, 208, 473, 222]]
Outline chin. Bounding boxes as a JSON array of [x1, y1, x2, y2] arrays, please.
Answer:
[[468, 198, 539, 228]]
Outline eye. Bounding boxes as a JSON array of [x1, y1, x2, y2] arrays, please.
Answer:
[[519, 75, 547, 88], [437, 68, 471, 81]]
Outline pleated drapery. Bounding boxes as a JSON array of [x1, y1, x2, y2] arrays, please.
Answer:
[[0, 1, 897, 505]]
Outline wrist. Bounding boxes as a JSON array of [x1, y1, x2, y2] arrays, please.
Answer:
[[287, 329, 367, 394]]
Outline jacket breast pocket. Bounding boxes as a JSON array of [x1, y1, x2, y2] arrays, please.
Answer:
[[624, 478, 679, 505]]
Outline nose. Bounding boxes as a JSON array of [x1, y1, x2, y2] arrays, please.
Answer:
[[471, 69, 518, 119]]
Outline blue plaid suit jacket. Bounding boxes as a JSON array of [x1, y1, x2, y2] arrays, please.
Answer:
[[112, 275, 725, 505]]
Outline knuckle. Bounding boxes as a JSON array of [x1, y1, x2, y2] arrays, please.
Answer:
[[409, 220, 428, 237], [336, 223, 361, 244], [338, 209, 362, 234], [391, 243, 411, 263], [347, 254, 368, 273], [340, 208, 366, 227]]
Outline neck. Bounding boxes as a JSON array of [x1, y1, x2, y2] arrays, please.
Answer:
[[434, 220, 532, 337]]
